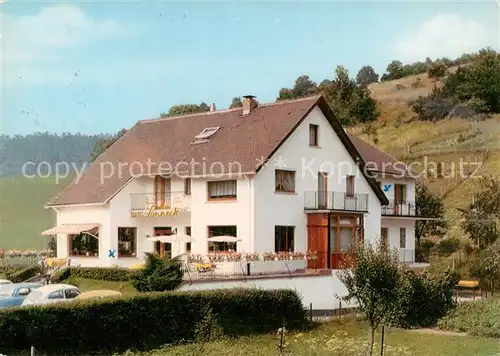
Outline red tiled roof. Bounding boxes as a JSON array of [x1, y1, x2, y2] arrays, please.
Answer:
[[348, 135, 417, 178], [47, 95, 393, 206]]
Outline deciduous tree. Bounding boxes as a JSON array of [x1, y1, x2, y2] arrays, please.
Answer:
[[415, 182, 447, 245], [356, 65, 379, 85]]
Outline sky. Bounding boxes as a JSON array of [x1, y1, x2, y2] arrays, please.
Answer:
[[1, 0, 499, 135]]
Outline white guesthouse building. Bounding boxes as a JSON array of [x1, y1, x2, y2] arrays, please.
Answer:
[[44, 95, 424, 270]]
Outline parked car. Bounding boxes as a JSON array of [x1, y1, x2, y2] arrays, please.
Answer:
[[76, 290, 122, 300], [0, 283, 43, 308], [0, 279, 12, 287], [21, 284, 81, 307]]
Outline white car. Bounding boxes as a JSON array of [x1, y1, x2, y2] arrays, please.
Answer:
[[21, 284, 81, 307], [0, 279, 13, 287]]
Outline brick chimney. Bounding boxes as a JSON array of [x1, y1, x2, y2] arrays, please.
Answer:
[[242, 95, 258, 115], [210, 103, 216, 112]]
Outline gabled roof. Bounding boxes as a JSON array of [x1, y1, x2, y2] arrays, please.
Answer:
[[47, 95, 390, 207], [348, 135, 418, 178]]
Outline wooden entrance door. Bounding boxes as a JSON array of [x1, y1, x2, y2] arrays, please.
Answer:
[[381, 227, 389, 251], [154, 227, 172, 258], [394, 184, 405, 215], [318, 172, 328, 209]]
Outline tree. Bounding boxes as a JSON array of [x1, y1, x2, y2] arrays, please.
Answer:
[[427, 61, 447, 80], [131, 253, 183, 292], [443, 48, 500, 114], [411, 86, 456, 122], [470, 240, 500, 291], [229, 97, 243, 109], [415, 182, 447, 245], [337, 244, 401, 356], [356, 65, 379, 85], [384, 60, 404, 80], [90, 129, 127, 162], [277, 75, 318, 101], [160, 102, 210, 117], [459, 176, 500, 249]]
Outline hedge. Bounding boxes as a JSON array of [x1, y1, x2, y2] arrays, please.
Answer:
[[4, 265, 40, 283], [51, 266, 137, 283], [0, 265, 30, 277], [0, 289, 307, 354]]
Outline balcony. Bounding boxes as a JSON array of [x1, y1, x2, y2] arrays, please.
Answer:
[[382, 200, 416, 217], [130, 192, 190, 217], [304, 191, 369, 212]]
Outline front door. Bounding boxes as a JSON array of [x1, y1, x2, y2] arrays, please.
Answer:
[[318, 172, 328, 209], [381, 227, 389, 251], [154, 227, 172, 258]]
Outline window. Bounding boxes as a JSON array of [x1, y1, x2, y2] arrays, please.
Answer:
[[208, 226, 237, 252], [275, 170, 295, 193], [309, 124, 319, 146], [185, 226, 191, 253], [330, 215, 364, 253], [400, 228, 407, 248], [275, 226, 295, 252], [184, 178, 191, 196], [118, 227, 137, 257], [69, 232, 99, 257], [346, 175, 355, 197], [195, 126, 220, 140], [48, 290, 64, 300], [16, 288, 30, 297], [65, 289, 81, 299], [208, 180, 237, 200]]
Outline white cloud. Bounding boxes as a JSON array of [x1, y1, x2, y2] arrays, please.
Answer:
[[2, 4, 122, 62], [395, 14, 493, 62]]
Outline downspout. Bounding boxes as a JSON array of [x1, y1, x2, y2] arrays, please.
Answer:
[[248, 177, 253, 253]]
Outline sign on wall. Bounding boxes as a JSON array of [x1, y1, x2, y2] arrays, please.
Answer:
[[131, 206, 181, 218]]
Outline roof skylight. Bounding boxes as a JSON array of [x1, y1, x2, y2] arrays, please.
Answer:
[[194, 126, 220, 140]]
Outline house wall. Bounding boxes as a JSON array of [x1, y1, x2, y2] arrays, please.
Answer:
[[179, 273, 355, 311], [108, 176, 191, 267], [190, 177, 254, 253], [381, 218, 416, 262], [379, 177, 416, 202], [56, 205, 111, 267], [253, 106, 382, 253]]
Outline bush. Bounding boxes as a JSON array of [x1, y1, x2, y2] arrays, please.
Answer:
[[51, 266, 136, 283], [6, 265, 40, 283], [0, 265, 29, 277], [0, 289, 307, 354], [437, 299, 500, 338], [411, 87, 456, 122], [394, 269, 457, 328], [131, 253, 183, 292]]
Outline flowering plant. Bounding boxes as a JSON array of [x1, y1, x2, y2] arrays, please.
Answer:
[[187, 254, 205, 263], [306, 250, 318, 260], [0, 249, 52, 258], [244, 252, 261, 261], [194, 263, 216, 272]]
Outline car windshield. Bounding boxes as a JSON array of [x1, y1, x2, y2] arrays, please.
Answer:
[[0, 286, 15, 297], [24, 291, 44, 301]]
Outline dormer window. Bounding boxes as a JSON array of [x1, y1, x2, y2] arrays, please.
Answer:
[[194, 126, 220, 140]]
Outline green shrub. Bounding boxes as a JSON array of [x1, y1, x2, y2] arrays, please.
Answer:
[[51, 266, 136, 283], [7, 265, 40, 283], [131, 253, 183, 292], [0, 265, 29, 278], [437, 299, 500, 338], [393, 269, 457, 328], [0, 289, 307, 354]]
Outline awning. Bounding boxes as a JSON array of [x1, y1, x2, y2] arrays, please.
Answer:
[[42, 224, 100, 236]]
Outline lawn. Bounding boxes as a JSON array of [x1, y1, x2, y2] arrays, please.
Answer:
[[117, 318, 499, 356], [70, 277, 138, 296], [0, 176, 73, 250], [438, 298, 500, 338]]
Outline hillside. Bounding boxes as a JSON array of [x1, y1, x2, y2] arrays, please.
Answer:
[[360, 70, 500, 225]]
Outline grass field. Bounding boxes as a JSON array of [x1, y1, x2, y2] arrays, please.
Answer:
[[118, 318, 500, 356], [0, 176, 72, 250]]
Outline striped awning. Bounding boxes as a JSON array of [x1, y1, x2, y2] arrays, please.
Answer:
[[42, 224, 100, 236]]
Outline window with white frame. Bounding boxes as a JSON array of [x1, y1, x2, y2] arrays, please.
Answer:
[[207, 180, 237, 200]]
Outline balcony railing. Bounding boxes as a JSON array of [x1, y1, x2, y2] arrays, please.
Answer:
[[382, 200, 416, 216], [304, 191, 369, 212], [130, 192, 191, 212]]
